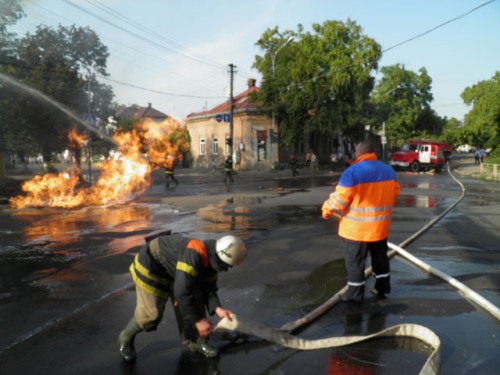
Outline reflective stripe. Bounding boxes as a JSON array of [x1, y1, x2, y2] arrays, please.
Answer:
[[343, 213, 393, 222], [133, 255, 169, 285], [349, 205, 394, 213], [374, 273, 390, 279], [330, 193, 349, 209], [130, 255, 169, 299], [176, 261, 197, 277], [347, 281, 365, 287], [329, 194, 394, 214]]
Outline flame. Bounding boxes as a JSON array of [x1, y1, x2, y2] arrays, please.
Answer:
[[68, 127, 87, 148], [10, 118, 189, 209]]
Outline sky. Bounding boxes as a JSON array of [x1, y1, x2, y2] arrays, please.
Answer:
[[11, 0, 500, 122]]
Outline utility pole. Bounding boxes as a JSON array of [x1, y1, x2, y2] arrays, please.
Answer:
[[87, 73, 93, 185], [381, 122, 387, 160], [228, 64, 236, 158], [270, 36, 294, 165]]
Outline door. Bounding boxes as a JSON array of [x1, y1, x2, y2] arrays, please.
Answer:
[[419, 145, 431, 163], [257, 130, 267, 161]]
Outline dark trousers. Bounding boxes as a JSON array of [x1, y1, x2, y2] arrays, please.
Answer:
[[224, 170, 233, 183], [344, 239, 391, 303], [165, 173, 178, 186]]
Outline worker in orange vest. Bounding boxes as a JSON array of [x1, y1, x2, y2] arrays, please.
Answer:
[[322, 141, 400, 305]]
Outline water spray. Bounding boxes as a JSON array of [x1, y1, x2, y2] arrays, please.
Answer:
[[0, 73, 117, 145]]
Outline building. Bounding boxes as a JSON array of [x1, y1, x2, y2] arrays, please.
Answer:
[[185, 79, 276, 170], [115, 103, 168, 122]]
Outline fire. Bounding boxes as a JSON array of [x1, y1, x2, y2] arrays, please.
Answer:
[[10, 118, 189, 209], [68, 127, 86, 148]]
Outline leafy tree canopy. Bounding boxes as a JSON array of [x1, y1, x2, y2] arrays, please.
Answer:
[[254, 19, 381, 147], [442, 117, 463, 147], [2, 23, 112, 162], [371, 64, 440, 146], [461, 71, 500, 150], [0, 0, 24, 55]]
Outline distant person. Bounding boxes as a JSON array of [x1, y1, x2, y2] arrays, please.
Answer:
[[305, 149, 312, 168], [321, 141, 400, 305], [164, 155, 178, 187], [474, 149, 480, 165], [289, 154, 299, 177], [310, 152, 318, 172], [224, 156, 234, 183], [118, 233, 247, 361], [479, 148, 485, 163], [330, 152, 338, 171]]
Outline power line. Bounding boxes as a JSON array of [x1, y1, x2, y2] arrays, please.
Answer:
[[24, 0, 228, 98], [382, 0, 496, 53], [98, 75, 226, 99], [62, 0, 225, 70], [85, 0, 225, 69], [267, 0, 496, 95]]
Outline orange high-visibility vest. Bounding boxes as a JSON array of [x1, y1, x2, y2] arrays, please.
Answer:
[[322, 153, 400, 242]]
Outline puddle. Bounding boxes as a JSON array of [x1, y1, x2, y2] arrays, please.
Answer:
[[400, 182, 439, 189], [192, 197, 322, 238], [395, 194, 458, 208]]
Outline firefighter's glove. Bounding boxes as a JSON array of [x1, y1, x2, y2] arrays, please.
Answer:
[[321, 202, 333, 220]]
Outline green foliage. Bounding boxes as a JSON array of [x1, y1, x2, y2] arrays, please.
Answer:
[[1, 23, 112, 162], [371, 64, 439, 146], [253, 19, 381, 147], [0, 0, 24, 48], [461, 71, 500, 149], [0, 0, 25, 153], [442, 117, 463, 146]]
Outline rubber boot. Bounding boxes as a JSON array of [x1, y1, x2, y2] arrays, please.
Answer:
[[186, 337, 219, 358], [118, 317, 143, 362]]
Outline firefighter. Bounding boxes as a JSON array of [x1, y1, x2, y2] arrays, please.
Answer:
[[223, 156, 234, 183], [164, 154, 178, 187], [289, 154, 299, 177], [321, 141, 400, 305], [118, 233, 247, 361]]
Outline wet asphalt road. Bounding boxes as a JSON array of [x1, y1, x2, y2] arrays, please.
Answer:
[[0, 159, 499, 374]]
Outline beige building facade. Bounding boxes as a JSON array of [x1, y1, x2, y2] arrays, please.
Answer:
[[186, 79, 277, 170]]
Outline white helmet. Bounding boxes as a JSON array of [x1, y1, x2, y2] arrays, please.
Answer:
[[216, 235, 247, 267]]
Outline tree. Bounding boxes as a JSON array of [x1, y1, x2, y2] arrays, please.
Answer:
[[461, 72, 500, 151], [0, 0, 24, 60], [0, 0, 25, 154], [114, 103, 142, 132], [371, 64, 435, 146], [254, 20, 381, 148], [3, 24, 112, 163], [442, 117, 463, 147]]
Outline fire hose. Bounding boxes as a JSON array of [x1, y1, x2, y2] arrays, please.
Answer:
[[214, 164, 500, 374]]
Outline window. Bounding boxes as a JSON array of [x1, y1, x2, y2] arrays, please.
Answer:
[[212, 138, 218, 155], [225, 135, 231, 155], [200, 138, 206, 155]]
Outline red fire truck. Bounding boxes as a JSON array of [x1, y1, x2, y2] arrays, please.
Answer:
[[389, 140, 453, 172]]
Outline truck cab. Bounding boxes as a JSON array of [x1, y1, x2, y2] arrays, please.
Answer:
[[390, 140, 452, 172]]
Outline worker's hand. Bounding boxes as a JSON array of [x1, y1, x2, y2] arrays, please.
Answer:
[[215, 307, 233, 320], [195, 318, 213, 337], [321, 202, 332, 220]]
